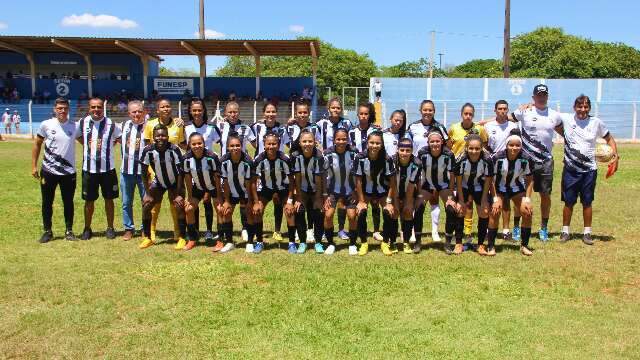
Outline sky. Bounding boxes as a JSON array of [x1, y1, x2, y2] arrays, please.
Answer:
[[1, 0, 640, 73]]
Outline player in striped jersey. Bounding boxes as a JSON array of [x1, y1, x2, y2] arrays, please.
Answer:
[[76, 97, 122, 241], [250, 132, 293, 254], [120, 100, 147, 240], [488, 132, 535, 256], [251, 102, 289, 156], [218, 134, 255, 253], [288, 129, 325, 254], [382, 110, 407, 158], [321, 128, 358, 255], [353, 130, 398, 256], [286, 102, 320, 154], [393, 138, 422, 254], [184, 98, 221, 243], [316, 97, 352, 151], [217, 101, 256, 156], [407, 100, 449, 156], [32, 98, 77, 243], [455, 134, 494, 256], [182, 132, 222, 251], [417, 131, 459, 251], [138, 124, 186, 249]]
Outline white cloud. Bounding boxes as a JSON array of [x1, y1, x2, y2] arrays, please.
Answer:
[[0, 22, 7, 30], [61, 13, 138, 29], [194, 29, 226, 39], [289, 25, 304, 33]]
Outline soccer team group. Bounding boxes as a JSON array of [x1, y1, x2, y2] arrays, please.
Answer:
[[31, 83, 620, 257]]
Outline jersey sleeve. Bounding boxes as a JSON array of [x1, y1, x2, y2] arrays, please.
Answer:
[[75, 119, 83, 139], [291, 155, 301, 173], [143, 121, 153, 141], [113, 122, 123, 139], [385, 157, 396, 176], [246, 125, 257, 143], [244, 162, 253, 180], [140, 147, 150, 166], [512, 108, 525, 122], [220, 160, 229, 179], [181, 157, 190, 174], [313, 155, 324, 175], [352, 157, 363, 177], [485, 158, 494, 177], [172, 148, 183, 166], [596, 118, 609, 138], [437, 123, 450, 141], [409, 163, 421, 184], [36, 121, 47, 138]]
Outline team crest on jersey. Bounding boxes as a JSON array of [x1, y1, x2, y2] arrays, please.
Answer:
[[492, 130, 496, 135], [51, 130, 56, 135], [393, 140, 398, 145]]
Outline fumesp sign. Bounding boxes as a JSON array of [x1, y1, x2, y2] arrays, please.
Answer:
[[153, 78, 194, 95]]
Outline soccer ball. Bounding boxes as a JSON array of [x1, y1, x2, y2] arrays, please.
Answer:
[[595, 143, 614, 163]]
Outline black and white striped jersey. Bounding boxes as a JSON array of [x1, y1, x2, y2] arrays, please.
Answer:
[[382, 129, 406, 157], [220, 152, 253, 199], [492, 150, 532, 194], [182, 149, 221, 192], [316, 117, 352, 150], [253, 151, 291, 191], [185, 123, 221, 151], [407, 120, 449, 156], [77, 115, 122, 174], [217, 120, 256, 156], [323, 146, 357, 196], [251, 122, 290, 156], [291, 148, 324, 193], [512, 107, 562, 163], [455, 154, 494, 192], [286, 122, 320, 153], [140, 143, 183, 189], [349, 125, 376, 152], [417, 147, 455, 191], [36, 118, 77, 175], [120, 119, 146, 175], [394, 155, 421, 199], [559, 113, 609, 172], [353, 153, 396, 196]]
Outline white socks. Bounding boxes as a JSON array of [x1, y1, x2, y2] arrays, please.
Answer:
[[430, 205, 440, 227], [503, 228, 510, 235], [584, 227, 592, 235], [562, 226, 570, 234], [562, 226, 592, 234]]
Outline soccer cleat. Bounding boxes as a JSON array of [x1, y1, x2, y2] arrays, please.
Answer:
[[358, 243, 369, 256], [65, 230, 77, 241], [560, 232, 570, 242], [445, 243, 454, 255], [105, 227, 116, 240], [306, 229, 315, 242], [272, 231, 283, 242], [348, 245, 358, 256], [174, 238, 187, 250], [582, 233, 594, 245], [538, 228, 549, 242], [220, 242, 235, 253], [139, 237, 154, 249], [431, 229, 442, 242], [503, 231, 513, 242], [212, 240, 224, 252], [204, 231, 214, 242], [412, 243, 422, 254], [512, 226, 521, 241], [288, 242, 297, 254], [39, 230, 53, 243], [324, 244, 335, 255], [373, 232, 384, 241], [80, 228, 93, 241], [297, 243, 307, 254], [314, 243, 324, 254], [245, 243, 254, 253], [381, 242, 393, 256], [477, 244, 488, 256], [253, 242, 264, 254], [392, 244, 399, 253], [520, 245, 533, 256], [487, 247, 496, 256], [453, 243, 464, 255], [241, 229, 249, 242], [184, 240, 197, 251], [338, 230, 350, 240]]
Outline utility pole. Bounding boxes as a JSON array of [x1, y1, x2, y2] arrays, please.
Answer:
[[437, 53, 444, 70], [199, 0, 205, 39], [503, 0, 511, 77], [429, 30, 435, 78]]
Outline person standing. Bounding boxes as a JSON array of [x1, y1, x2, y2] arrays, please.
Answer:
[[31, 98, 77, 243], [76, 97, 122, 240], [373, 79, 383, 102], [12, 110, 20, 135], [120, 100, 147, 240], [2, 108, 11, 134]]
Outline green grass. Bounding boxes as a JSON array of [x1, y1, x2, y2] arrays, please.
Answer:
[[1, 139, 640, 359]]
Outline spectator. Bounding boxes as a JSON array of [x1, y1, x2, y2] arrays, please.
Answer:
[[2, 108, 11, 134], [374, 78, 383, 102], [50, 72, 57, 80], [302, 86, 313, 102], [12, 110, 20, 134], [117, 100, 127, 113], [11, 88, 20, 103], [228, 90, 236, 101]]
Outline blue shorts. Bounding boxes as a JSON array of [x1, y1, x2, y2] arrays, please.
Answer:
[[561, 168, 596, 206]]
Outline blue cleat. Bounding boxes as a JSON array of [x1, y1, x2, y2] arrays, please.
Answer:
[[297, 243, 307, 254], [539, 227, 549, 242], [288, 242, 297, 254], [314, 242, 324, 253], [512, 226, 521, 241], [253, 242, 264, 254]]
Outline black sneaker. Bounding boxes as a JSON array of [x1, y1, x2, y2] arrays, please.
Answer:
[[582, 233, 594, 245], [413, 242, 422, 254], [39, 230, 53, 243], [560, 232, 570, 242], [444, 242, 454, 255], [105, 227, 116, 240], [65, 230, 78, 241], [80, 228, 93, 240]]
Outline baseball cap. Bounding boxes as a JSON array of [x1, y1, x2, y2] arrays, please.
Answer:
[[533, 84, 549, 95]]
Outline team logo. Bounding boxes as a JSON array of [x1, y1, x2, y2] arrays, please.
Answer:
[[51, 130, 56, 135], [393, 141, 398, 145], [492, 130, 496, 135], [532, 117, 538, 122]]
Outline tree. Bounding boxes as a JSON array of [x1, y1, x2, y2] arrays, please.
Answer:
[[447, 59, 503, 78], [159, 66, 198, 77]]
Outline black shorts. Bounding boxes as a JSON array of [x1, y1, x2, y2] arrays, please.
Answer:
[[229, 196, 248, 205], [364, 191, 389, 200], [375, 91, 382, 98], [82, 170, 119, 201], [462, 188, 491, 206], [192, 187, 217, 200], [258, 188, 289, 202], [496, 190, 525, 201], [532, 158, 554, 194], [329, 193, 357, 209]]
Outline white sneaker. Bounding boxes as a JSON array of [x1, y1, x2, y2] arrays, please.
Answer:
[[306, 229, 315, 243], [245, 243, 254, 253], [409, 230, 416, 243], [324, 244, 336, 255], [348, 245, 358, 255], [241, 229, 248, 242], [220, 243, 235, 253], [373, 231, 383, 241], [432, 229, 442, 242]]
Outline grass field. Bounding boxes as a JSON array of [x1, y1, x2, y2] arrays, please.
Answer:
[[1, 138, 639, 359]]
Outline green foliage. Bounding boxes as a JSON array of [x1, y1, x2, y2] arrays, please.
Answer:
[[447, 59, 503, 78], [159, 66, 199, 77]]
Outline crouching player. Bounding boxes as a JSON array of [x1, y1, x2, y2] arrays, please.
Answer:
[[139, 124, 186, 249]]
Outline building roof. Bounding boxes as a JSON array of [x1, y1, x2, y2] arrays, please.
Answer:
[[0, 36, 320, 58]]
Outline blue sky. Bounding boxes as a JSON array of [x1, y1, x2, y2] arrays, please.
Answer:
[[1, 0, 639, 73]]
